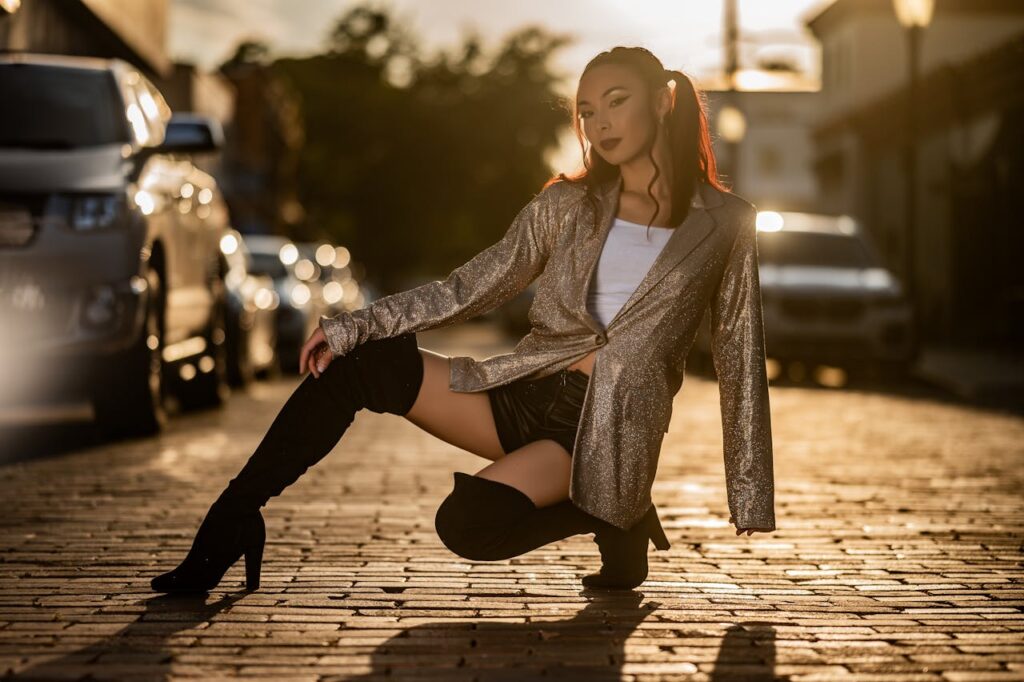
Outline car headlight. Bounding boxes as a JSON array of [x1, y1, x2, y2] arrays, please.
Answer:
[[47, 193, 127, 232]]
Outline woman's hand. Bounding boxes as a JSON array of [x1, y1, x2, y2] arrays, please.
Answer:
[[299, 326, 335, 379], [729, 516, 774, 536]]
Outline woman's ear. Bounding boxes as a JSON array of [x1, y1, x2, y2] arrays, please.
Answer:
[[655, 85, 672, 121]]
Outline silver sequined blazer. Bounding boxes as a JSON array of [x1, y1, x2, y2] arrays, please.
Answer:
[[320, 172, 775, 532]]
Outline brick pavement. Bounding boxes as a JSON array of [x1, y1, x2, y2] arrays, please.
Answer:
[[0, 324, 1022, 681]]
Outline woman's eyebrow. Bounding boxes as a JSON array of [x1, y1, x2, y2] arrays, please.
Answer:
[[577, 86, 628, 107]]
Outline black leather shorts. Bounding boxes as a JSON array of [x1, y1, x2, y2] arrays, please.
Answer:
[[486, 367, 591, 456]]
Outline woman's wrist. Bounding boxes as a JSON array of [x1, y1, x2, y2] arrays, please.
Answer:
[[319, 312, 357, 357]]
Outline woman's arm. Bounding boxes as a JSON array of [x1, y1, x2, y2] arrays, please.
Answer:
[[709, 206, 776, 533], [319, 181, 568, 358]]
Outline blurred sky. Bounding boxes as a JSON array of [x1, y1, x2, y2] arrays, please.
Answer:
[[170, 0, 832, 86]]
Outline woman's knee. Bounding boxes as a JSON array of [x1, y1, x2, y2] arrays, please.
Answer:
[[434, 491, 494, 561], [321, 333, 424, 415], [433, 473, 536, 561]]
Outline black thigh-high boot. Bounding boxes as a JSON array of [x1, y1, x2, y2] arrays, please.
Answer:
[[150, 332, 424, 594], [434, 472, 670, 589], [434, 472, 612, 561]]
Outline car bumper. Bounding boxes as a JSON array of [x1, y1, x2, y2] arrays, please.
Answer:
[[762, 306, 915, 363], [0, 277, 150, 405]]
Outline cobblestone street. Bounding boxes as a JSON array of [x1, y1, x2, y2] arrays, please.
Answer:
[[1, 325, 1022, 681]]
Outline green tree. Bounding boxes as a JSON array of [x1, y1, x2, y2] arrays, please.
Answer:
[[270, 4, 573, 292]]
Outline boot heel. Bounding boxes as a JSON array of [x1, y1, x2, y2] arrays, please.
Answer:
[[244, 542, 263, 590], [648, 508, 671, 551], [243, 515, 266, 591]]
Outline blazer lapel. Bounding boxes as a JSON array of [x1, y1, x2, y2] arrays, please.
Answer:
[[580, 175, 723, 334]]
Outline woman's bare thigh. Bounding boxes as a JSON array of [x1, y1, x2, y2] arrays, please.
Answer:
[[404, 348, 572, 508]]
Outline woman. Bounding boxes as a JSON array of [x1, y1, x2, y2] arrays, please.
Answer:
[[150, 46, 775, 595]]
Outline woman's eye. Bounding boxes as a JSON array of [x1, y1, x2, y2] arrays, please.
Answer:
[[579, 97, 626, 119]]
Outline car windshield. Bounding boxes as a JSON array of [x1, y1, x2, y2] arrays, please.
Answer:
[[0, 64, 129, 149], [248, 252, 289, 279], [757, 232, 874, 268]]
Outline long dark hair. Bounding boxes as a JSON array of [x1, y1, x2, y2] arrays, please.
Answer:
[[545, 46, 727, 237]]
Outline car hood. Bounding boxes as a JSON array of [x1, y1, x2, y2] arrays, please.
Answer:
[[759, 264, 902, 296], [0, 144, 131, 192]]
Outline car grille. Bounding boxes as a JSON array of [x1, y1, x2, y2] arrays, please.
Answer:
[[0, 300, 74, 346], [0, 274, 75, 346], [780, 295, 866, 322]]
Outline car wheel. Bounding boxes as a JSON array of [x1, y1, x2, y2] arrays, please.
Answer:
[[177, 279, 230, 410], [92, 267, 168, 439]]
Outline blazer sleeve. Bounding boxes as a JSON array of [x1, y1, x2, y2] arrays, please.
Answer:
[[318, 181, 565, 358], [709, 206, 776, 531]]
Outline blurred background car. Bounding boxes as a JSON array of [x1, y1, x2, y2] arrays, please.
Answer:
[[220, 228, 279, 387], [692, 210, 917, 380], [294, 240, 368, 318], [0, 53, 232, 438], [242, 234, 326, 374]]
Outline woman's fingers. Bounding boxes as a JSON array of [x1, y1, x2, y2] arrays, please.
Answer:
[[313, 344, 333, 378], [299, 327, 328, 376]]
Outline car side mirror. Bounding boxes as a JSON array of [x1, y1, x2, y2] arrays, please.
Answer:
[[157, 113, 224, 154], [129, 114, 224, 182]]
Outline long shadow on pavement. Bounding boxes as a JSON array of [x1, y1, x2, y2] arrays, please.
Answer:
[[3, 591, 777, 681]]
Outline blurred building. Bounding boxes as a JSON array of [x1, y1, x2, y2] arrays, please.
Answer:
[[158, 61, 237, 180], [216, 59, 305, 238], [159, 62, 235, 127], [0, 0, 170, 78], [702, 68, 821, 213], [805, 0, 1024, 347]]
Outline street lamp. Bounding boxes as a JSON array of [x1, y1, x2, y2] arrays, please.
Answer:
[[893, 0, 934, 349], [720, 0, 745, 185]]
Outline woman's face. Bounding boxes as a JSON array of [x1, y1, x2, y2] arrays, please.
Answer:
[[577, 63, 661, 166]]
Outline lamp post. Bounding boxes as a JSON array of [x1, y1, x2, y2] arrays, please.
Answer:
[[722, 0, 741, 183], [893, 0, 934, 347]]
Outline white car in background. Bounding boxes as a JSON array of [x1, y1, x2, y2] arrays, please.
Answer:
[[694, 210, 917, 380]]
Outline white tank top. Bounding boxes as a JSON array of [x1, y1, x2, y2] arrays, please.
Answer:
[[586, 217, 676, 329]]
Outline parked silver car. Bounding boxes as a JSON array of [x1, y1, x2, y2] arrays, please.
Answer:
[[0, 53, 231, 437]]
